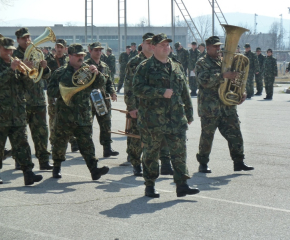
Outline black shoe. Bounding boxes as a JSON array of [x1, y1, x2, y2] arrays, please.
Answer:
[[160, 163, 174, 175], [254, 92, 262, 96], [133, 165, 142, 176], [103, 147, 119, 157], [91, 166, 109, 180], [0, 177, 2, 184], [176, 183, 200, 197], [3, 149, 12, 160], [39, 161, 53, 170], [145, 186, 160, 198], [71, 144, 79, 152], [23, 171, 43, 186], [15, 161, 21, 170], [234, 162, 254, 171], [264, 97, 272, 100], [191, 93, 197, 97], [52, 167, 62, 178], [198, 164, 211, 173]]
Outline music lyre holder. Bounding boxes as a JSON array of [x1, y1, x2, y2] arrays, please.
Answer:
[[110, 108, 140, 139]]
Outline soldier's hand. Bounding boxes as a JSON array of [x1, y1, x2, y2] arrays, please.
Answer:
[[222, 71, 239, 80], [188, 121, 192, 125], [256, 72, 259, 74], [129, 109, 138, 118], [111, 93, 117, 102], [11, 59, 21, 71], [40, 60, 47, 69], [163, 89, 173, 98], [238, 92, 247, 105], [89, 65, 99, 75], [23, 60, 34, 69]]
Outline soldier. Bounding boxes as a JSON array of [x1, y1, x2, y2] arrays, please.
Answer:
[[46, 39, 79, 153], [124, 32, 173, 176], [47, 43, 109, 179], [255, 47, 266, 96], [244, 43, 260, 99], [100, 51, 108, 63], [236, 45, 241, 53], [129, 42, 138, 59], [197, 43, 207, 59], [137, 44, 142, 54], [106, 47, 116, 83], [133, 33, 200, 198], [195, 36, 254, 173], [263, 49, 278, 100], [285, 62, 290, 73], [84, 44, 91, 60], [174, 41, 189, 75], [168, 46, 177, 59], [13, 27, 53, 170], [188, 41, 200, 96], [85, 42, 119, 157], [0, 37, 43, 185], [42, 47, 50, 58], [117, 45, 131, 93]]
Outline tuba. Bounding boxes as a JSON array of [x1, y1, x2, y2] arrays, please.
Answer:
[[24, 27, 56, 83], [219, 24, 250, 106]]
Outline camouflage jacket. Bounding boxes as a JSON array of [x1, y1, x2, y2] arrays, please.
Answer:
[[188, 48, 200, 71], [0, 57, 34, 127], [119, 52, 130, 73], [195, 54, 237, 117], [197, 50, 207, 60], [47, 63, 106, 126], [168, 52, 177, 59], [124, 52, 147, 111], [286, 62, 290, 71], [263, 55, 278, 78], [244, 50, 260, 73], [106, 54, 116, 74], [84, 52, 91, 61], [257, 54, 266, 74], [13, 46, 51, 107], [133, 55, 193, 134], [129, 50, 138, 59], [176, 47, 189, 70], [100, 53, 108, 63]]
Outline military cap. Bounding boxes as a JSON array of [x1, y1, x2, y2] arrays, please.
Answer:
[[267, 48, 273, 53], [151, 33, 172, 46], [244, 43, 250, 48], [205, 36, 223, 46], [199, 43, 206, 47], [138, 44, 142, 51], [90, 42, 104, 50], [0, 37, 16, 50], [174, 42, 181, 49], [191, 41, 197, 45], [56, 39, 67, 47], [15, 27, 30, 38], [68, 43, 86, 55], [256, 47, 261, 51], [131, 42, 136, 46], [106, 47, 112, 53], [237, 45, 240, 48], [126, 45, 131, 49], [142, 32, 154, 41]]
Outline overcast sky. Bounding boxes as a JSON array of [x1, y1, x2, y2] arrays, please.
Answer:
[[0, 0, 290, 26]]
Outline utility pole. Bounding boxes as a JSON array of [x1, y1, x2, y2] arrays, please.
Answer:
[[148, 0, 150, 28], [254, 13, 258, 34], [171, 0, 175, 46], [212, 0, 214, 35], [288, 8, 290, 49], [279, 14, 283, 49]]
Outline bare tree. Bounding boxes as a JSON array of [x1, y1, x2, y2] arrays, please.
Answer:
[[135, 17, 148, 27], [269, 22, 279, 50]]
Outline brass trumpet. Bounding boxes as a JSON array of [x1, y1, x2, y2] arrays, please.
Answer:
[[9, 55, 38, 79]]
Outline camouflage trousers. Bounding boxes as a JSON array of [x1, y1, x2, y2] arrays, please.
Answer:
[[52, 123, 98, 171], [264, 76, 275, 97], [140, 129, 190, 186], [48, 101, 78, 147], [196, 114, 244, 164], [127, 118, 171, 167], [26, 105, 50, 163], [188, 76, 197, 95], [255, 72, 263, 94], [246, 73, 255, 97], [0, 126, 34, 170], [117, 72, 126, 91]]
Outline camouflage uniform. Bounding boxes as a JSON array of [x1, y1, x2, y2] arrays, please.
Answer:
[[118, 51, 130, 91], [124, 52, 171, 168], [168, 52, 177, 59], [244, 48, 260, 98], [195, 53, 245, 164], [106, 51, 116, 83], [188, 47, 200, 96], [263, 54, 278, 99], [286, 62, 290, 72], [47, 48, 106, 170], [100, 53, 108, 63], [176, 47, 189, 76], [255, 51, 266, 95], [197, 50, 207, 60], [133, 46, 193, 186], [129, 50, 138, 59]]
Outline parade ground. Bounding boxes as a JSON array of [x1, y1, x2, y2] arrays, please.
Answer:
[[1, 84, 290, 240]]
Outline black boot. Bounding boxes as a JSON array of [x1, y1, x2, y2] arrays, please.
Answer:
[[91, 166, 109, 180], [40, 161, 53, 170], [52, 166, 62, 178], [23, 171, 43, 186], [145, 186, 160, 198], [0, 176, 2, 184], [133, 165, 142, 176], [3, 148, 12, 160], [176, 183, 200, 197], [160, 163, 174, 175], [254, 92, 262, 96], [198, 163, 212, 173], [15, 161, 21, 170], [71, 143, 79, 152], [234, 162, 254, 171], [103, 146, 119, 157]]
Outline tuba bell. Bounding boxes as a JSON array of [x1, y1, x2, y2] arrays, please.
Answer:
[[24, 27, 56, 83], [219, 24, 250, 106]]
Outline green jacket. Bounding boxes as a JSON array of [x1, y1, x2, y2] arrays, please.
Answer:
[[47, 63, 106, 126], [133, 56, 193, 134], [100, 53, 108, 63], [0, 57, 34, 127], [129, 50, 138, 59], [188, 48, 200, 71], [176, 47, 189, 70], [124, 52, 147, 111], [197, 50, 207, 60], [119, 52, 130, 73], [195, 54, 237, 117], [264, 55, 278, 78], [257, 54, 266, 75], [106, 54, 116, 75], [286, 62, 290, 71], [244, 50, 260, 74], [168, 52, 177, 59]]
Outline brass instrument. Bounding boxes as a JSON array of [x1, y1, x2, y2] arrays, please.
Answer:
[[24, 27, 56, 83], [59, 63, 97, 106], [9, 56, 38, 79], [219, 24, 250, 106]]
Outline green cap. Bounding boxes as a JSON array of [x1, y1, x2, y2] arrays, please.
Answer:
[[205, 36, 223, 46], [256, 47, 261, 51], [126, 46, 131, 49], [142, 32, 154, 41], [199, 43, 206, 47], [107, 47, 112, 53], [15, 27, 30, 38], [151, 33, 172, 46], [191, 41, 197, 45], [244, 43, 250, 48], [174, 42, 181, 49], [0, 37, 16, 50], [90, 42, 104, 50], [56, 39, 67, 47], [267, 48, 272, 53], [138, 44, 142, 51], [68, 44, 86, 55], [131, 42, 136, 46]]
